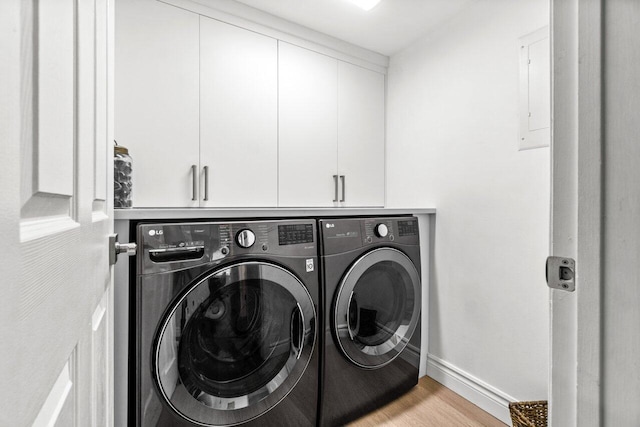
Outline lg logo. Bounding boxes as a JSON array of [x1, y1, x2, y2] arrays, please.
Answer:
[[325, 223, 335, 228], [148, 229, 164, 236]]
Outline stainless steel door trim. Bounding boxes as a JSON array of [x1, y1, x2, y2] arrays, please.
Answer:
[[191, 164, 197, 201], [333, 247, 421, 369], [333, 175, 339, 202], [203, 165, 209, 201], [340, 175, 346, 202], [292, 302, 305, 360], [153, 261, 316, 426], [346, 290, 356, 341]]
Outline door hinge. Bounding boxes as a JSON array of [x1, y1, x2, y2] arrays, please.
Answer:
[[109, 233, 137, 265], [546, 256, 575, 292]]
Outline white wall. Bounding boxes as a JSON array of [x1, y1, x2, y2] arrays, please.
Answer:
[[386, 0, 549, 422]]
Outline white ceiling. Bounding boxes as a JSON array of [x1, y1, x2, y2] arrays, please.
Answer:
[[230, 0, 474, 56]]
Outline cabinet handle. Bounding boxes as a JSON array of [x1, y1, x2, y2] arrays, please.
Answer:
[[203, 166, 209, 201], [191, 165, 197, 201], [333, 175, 339, 202], [340, 175, 346, 203]]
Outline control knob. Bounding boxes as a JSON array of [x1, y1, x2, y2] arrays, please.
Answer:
[[236, 229, 256, 248], [374, 223, 389, 238]]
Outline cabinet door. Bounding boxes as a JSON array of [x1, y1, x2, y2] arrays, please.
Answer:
[[115, 0, 199, 207], [337, 61, 385, 207], [278, 42, 338, 207], [200, 17, 278, 207]]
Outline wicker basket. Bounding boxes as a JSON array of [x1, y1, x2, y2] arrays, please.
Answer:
[[508, 401, 548, 427]]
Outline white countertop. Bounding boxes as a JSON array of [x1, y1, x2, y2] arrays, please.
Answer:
[[114, 207, 436, 220]]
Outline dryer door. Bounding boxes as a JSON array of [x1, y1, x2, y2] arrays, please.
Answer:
[[153, 261, 316, 426], [333, 248, 420, 369]]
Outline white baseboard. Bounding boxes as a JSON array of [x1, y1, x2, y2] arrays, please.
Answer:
[[425, 354, 517, 425]]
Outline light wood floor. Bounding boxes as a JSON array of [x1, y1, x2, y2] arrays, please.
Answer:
[[348, 376, 507, 427]]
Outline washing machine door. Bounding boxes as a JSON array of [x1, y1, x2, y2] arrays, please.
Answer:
[[333, 247, 420, 369], [153, 261, 316, 426]]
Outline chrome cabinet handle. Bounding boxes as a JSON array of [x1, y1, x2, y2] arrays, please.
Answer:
[[203, 166, 209, 201], [333, 175, 339, 202], [340, 175, 346, 203], [191, 165, 197, 201]]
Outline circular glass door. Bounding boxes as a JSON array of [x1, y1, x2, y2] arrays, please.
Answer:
[[153, 261, 316, 426], [333, 248, 420, 369]]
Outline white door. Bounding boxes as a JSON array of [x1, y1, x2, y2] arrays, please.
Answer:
[[0, 0, 114, 425], [278, 42, 338, 207], [549, 0, 580, 420], [200, 16, 278, 208], [337, 61, 385, 207], [548, 0, 640, 425], [115, 0, 199, 208]]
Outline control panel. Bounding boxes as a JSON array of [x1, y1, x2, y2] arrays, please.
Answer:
[[138, 220, 317, 274], [398, 219, 419, 237], [363, 219, 395, 243], [320, 217, 419, 255], [278, 223, 315, 246]]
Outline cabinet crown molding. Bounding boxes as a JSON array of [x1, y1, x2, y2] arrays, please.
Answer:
[[159, 0, 389, 73]]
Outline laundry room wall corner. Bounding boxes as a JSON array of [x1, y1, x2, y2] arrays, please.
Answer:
[[386, 0, 550, 424], [417, 213, 432, 378]]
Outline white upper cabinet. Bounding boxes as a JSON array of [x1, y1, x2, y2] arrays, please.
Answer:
[[115, 0, 199, 207], [278, 43, 386, 208], [278, 42, 339, 207], [338, 61, 385, 207], [116, 2, 386, 209], [200, 17, 278, 207]]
